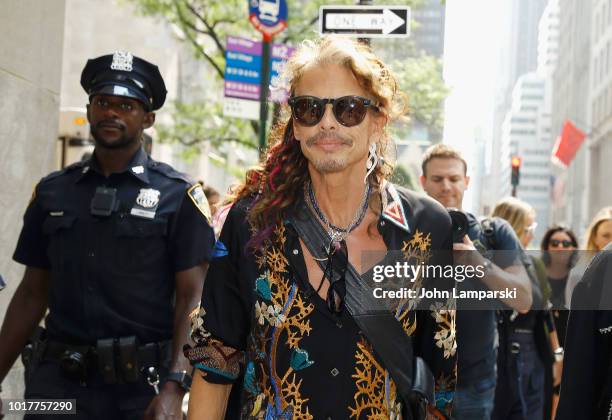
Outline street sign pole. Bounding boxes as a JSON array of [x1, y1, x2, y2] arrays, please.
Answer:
[[357, 0, 372, 45], [259, 38, 271, 155], [249, 0, 288, 158]]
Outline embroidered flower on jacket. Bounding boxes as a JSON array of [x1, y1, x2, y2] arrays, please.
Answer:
[[189, 306, 211, 344], [255, 275, 272, 300], [289, 348, 315, 371], [255, 301, 286, 327]]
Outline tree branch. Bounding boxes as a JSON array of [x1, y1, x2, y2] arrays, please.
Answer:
[[211, 18, 237, 30], [184, 0, 226, 56], [179, 17, 212, 36], [172, 0, 224, 79]]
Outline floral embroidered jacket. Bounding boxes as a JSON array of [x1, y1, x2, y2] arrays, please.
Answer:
[[185, 182, 457, 419]]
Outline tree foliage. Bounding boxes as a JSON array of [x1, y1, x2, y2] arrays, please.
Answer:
[[391, 55, 448, 139], [390, 164, 417, 190], [155, 101, 255, 149]]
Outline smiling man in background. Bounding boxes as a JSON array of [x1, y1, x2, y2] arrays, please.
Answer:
[[420, 144, 532, 420]]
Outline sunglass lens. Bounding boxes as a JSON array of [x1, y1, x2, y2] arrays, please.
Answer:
[[335, 97, 367, 127], [551, 239, 573, 248], [293, 97, 323, 126]]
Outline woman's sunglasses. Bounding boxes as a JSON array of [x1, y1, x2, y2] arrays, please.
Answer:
[[550, 239, 575, 248], [288, 95, 379, 127]]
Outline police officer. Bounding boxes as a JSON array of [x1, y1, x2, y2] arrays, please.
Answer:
[[0, 52, 215, 419]]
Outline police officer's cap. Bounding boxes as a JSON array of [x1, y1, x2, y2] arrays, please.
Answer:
[[80, 52, 167, 111]]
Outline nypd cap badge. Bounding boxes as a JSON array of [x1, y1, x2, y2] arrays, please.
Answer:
[[110, 51, 134, 72]]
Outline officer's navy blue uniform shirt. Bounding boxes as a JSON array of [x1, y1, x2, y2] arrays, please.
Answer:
[[13, 148, 215, 345]]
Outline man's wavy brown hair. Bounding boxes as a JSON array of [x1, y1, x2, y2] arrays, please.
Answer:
[[231, 36, 406, 248]]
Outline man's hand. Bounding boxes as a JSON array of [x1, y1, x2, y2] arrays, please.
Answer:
[[453, 235, 484, 266], [143, 381, 185, 420], [453, 235, 532, 311]]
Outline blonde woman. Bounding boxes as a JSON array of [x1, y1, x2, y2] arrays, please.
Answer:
[[565, 207, 612, 307], [491, 197, 560, 420], [491, 198, 537, 248]]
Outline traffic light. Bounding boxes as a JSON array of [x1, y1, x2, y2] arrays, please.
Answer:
[[511, 156, 521, 187]]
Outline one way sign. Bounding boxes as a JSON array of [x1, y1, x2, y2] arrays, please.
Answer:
[[319, 5, 411, 38]]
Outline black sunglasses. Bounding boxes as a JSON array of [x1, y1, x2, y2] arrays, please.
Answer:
[[288, 95, 379, 127], [314, 239, 348, 315], [550, 239, 575, 248]]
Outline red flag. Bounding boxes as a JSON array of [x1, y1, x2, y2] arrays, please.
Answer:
[[551, 120, 586, 167]]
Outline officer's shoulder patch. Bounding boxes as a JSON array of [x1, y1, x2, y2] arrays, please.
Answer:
[[187, 184, 211, 223]]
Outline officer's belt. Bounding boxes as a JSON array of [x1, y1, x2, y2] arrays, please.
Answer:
[[44, 339, 172, 368]]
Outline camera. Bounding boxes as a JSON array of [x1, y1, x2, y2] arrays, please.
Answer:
[[448, 208, 468, 244]]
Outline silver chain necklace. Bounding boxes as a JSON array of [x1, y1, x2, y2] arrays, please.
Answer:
[[304, 180, 371, 247]]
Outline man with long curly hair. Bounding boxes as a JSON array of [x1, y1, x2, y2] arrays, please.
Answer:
[[185, 36, 457, 419]]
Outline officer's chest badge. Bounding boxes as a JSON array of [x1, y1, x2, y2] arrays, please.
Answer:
[[111, 51, 133, 71], [131, 188, 160, 219]]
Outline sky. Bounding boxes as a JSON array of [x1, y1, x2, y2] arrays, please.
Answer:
[[442, 0, 506, 211]]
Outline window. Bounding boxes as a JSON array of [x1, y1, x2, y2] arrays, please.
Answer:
[[511, 117, 536, 124], [523, 161, 549, 168], [524, 149, 550, 156], [521, 95, 544, 100], [523, 82, 544, 89], [510, 129, 537, 135], [602, 49, 606, 82], [607, 41, 611, 77], [521, 173, 550, 180]]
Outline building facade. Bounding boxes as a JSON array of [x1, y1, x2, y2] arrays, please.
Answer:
[[549, 0, 592, 237], [485, 0, 548, 212], [411, 0, 446, 58], [0, 0, 67, 400], [501, 74, 552, 244], [587, 0, 612, 221]]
